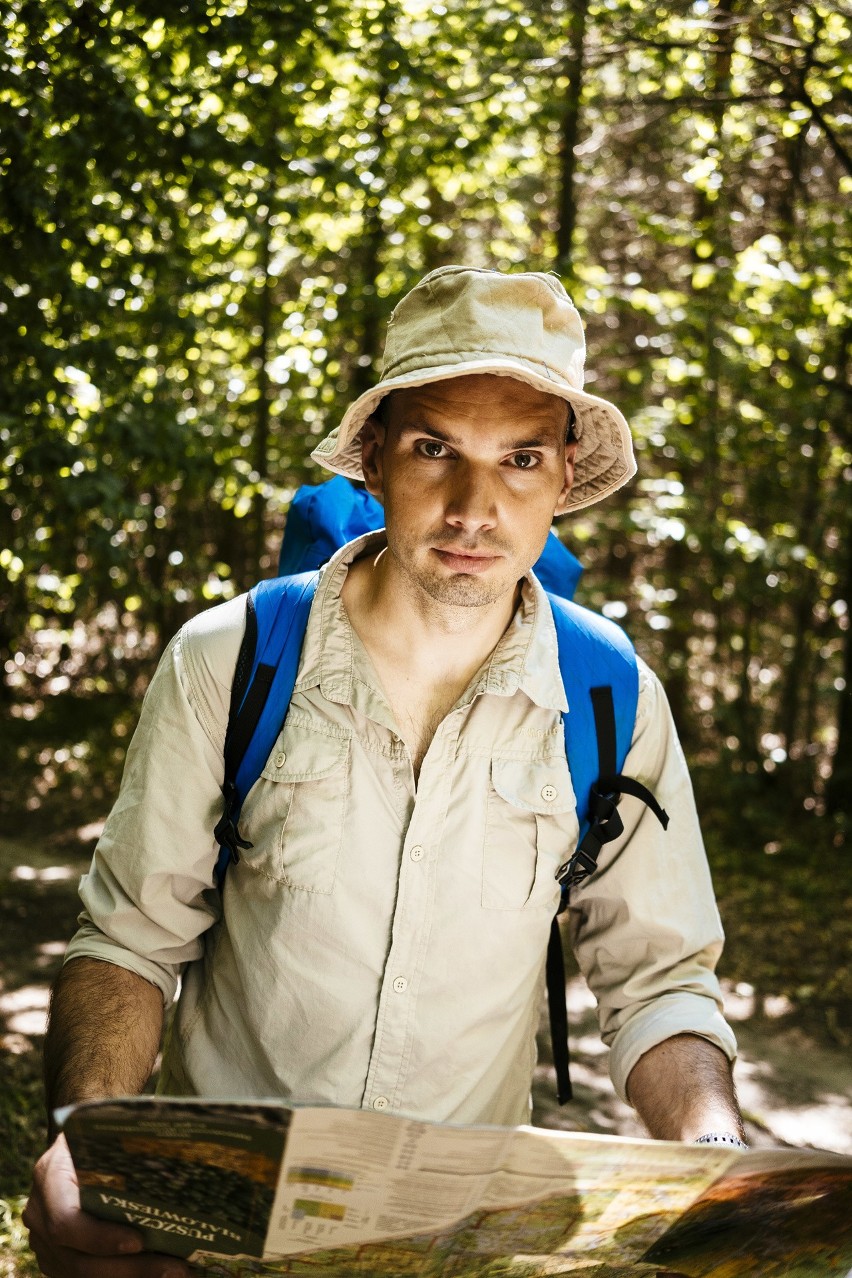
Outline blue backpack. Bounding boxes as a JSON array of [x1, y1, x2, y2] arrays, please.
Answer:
[[213, 477, 667, 1104]]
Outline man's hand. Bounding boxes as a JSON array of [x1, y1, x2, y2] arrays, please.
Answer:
[[23, 1136, 190, 1278], [28, 958, 180, 1274]]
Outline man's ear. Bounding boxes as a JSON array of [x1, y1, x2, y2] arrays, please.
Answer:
[[360, 415, 386, 502], [554, 439, 578, 516]]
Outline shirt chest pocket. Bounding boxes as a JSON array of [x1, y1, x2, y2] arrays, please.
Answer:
[[482, 756, 577, 911], [239, 723, 351, 894]]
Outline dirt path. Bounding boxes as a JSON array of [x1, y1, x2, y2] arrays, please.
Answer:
[[531, 968, 852, 1155], [2, 832, 851, 1207]]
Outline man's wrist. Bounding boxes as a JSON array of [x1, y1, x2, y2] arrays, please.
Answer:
[[694, 1131, 749, 1150]]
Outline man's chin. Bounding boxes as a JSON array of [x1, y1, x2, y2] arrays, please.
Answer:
[[418, 570, 513, 609]]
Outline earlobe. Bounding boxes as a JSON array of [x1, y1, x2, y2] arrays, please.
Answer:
[[554, 441, 578, 515], [360, 416, 386, 501]]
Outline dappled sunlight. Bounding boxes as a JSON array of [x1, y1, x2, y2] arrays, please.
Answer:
[[0, 1031, 34, 1057], [0, 984, 50, 1038], [763, 995, 796, 1020], [722, 981, 758, 1021], [725, 984, 798, 1025], [762, 1105, 852, 1155], [566, 979, 598, 1015], [532, 977, 852, 1156], [9, 865, 77, 884], [36, 941, 66, 959], [570, 1034, 610, 1058], [733, 1028, 852, 1156], [76, 820, 106, 842]]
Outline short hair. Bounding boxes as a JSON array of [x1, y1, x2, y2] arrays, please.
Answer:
[[565, 402, 577, 445], [375, 392, 393, 425]]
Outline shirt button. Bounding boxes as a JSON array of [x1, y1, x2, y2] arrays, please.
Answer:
[[409, 844, 424, 862], [541, 784, 558, 802], [275, 752, 287, 768], [372, 1096, 389, 1111], [392, 976, 408, 993]]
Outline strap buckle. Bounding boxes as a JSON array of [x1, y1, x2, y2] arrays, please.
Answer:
[[556, 774, 669, 892], [213, 780, 253, 868], [557, 786, 624, 890]]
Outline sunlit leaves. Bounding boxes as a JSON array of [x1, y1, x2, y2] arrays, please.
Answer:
[[0, 0, 849, 798]]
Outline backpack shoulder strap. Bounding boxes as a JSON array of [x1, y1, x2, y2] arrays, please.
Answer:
[[548, 592, 669, 891], [545, 593, 669, 1103], [213, 572, 319, 885], [548, 593, 639, 828]]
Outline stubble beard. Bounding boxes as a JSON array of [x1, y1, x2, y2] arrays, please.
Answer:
[[389, 535, 519, 610]]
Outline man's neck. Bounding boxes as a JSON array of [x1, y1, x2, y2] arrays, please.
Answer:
[[341, 544, 520, 682], [341, 545, 522, 779]]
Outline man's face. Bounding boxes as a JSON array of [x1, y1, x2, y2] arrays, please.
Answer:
[[360, 373, 577, 609]]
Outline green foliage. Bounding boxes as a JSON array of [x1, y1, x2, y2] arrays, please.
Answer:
[[1, 0, 849, 804], [695, 766, 851, 1044], [0, 1197, 40, 1278]]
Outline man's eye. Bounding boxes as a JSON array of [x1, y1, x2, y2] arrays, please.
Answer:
[[512, 452, 537, 469], [418, 440, 447, 458]]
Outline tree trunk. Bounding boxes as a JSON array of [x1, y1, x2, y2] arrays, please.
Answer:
[[661, 537, 693, 745], [351, 7, 394, 399], [352, 182, 387, 399], [825, 533, 852, 818], [252, 195, 274, 576], [777, 443, 822, 755], [554, 0, 590, 280], [774, 79, 810, 758], [673, 0, 738, 750], [733, 596, 759, 761], [824, 326, 852, 817]]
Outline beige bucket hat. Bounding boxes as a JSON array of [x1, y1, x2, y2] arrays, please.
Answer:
[[310, 265, 636, 514]]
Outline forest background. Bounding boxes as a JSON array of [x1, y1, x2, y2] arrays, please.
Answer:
[[0, 0, 850, 1270]]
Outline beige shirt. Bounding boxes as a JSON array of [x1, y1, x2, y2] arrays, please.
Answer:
[[67, 532, 736, 1126]]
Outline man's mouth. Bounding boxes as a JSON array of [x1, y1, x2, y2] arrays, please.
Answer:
[[432, 547, 502, 572]]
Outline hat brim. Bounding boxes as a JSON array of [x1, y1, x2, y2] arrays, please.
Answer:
[[309, 357, 636, 515]]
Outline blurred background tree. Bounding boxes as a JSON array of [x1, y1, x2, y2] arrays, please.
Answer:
[[1, 1, 849, 847]]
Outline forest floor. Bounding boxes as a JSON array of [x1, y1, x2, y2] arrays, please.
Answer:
[[1, 694, 850, 1275]]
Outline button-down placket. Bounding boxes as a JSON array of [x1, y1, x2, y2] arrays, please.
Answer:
[[362, 711, 461, 1112]]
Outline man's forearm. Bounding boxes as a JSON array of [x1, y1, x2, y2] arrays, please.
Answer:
[[625, 1033, 746, 1143], [44, 957, 164, 1140]]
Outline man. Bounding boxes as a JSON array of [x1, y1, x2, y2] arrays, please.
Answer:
[[25, 266, 745, 1277]]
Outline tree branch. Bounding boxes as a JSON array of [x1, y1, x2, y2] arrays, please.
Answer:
[[791, 84, 852, 178]]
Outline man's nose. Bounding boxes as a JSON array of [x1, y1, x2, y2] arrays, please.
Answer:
[[444, 459, 499, 532]]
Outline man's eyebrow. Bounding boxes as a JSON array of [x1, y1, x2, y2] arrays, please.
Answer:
[[395, 422, 561, 451], [509, 436, 560, 451], [396, 422, 458, 443]]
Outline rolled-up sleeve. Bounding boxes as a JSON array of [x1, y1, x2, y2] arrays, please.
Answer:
[[64, 596, 246, 1006], [566, 657, 737, 1103]]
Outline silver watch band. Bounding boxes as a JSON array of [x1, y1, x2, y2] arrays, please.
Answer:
[[694, 1131, 749, 1150]]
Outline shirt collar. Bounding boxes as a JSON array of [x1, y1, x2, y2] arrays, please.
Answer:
[[294, 529, 568, 714]]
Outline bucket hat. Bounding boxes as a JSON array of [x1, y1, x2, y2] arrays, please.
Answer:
[[310, 265, 636, 514]]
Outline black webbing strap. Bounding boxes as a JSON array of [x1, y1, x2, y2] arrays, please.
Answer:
[[599, 774, 669, 828], [548, 685, 670, 1105], [223, 664, 276, 783], [556, 688, 669, 894], [214, 596, 274, 871], [591, 685, 617, 779], [228, 593, 258, 727], [546, 917, 572, 1103]]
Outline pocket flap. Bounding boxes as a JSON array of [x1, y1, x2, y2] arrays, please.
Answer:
[[261, 727, 350, 783], [491, 756, 577, 815]]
